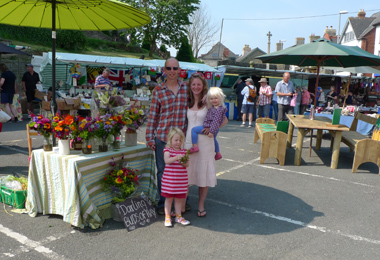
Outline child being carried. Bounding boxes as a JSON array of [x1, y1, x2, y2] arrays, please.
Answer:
[[189, 87, 227, 160]]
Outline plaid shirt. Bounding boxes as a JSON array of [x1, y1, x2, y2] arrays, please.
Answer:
[[258, 85, 272, 106], [146, 80, 188, 146]]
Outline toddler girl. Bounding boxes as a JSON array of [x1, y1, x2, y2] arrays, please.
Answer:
[[161, 127, 190, 227], [189, 87, 227, 160]]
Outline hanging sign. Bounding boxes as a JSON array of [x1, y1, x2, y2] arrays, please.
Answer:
[[205, 72, 212, 80]]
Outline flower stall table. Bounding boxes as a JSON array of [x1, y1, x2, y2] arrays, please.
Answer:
[[26, 145, 157, 229]]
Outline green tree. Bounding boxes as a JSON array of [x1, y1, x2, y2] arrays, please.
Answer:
[[176, 37, 195, 62], [123, 0, 199, 57]]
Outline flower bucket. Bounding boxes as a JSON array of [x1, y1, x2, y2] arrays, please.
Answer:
[[125, 129, 137, 147], [111, 203, 123, 222], [72, 139, 83, 150], [58, 139, 70, 155], [82, 139, 92, 154], [99, 137, 108, 152]]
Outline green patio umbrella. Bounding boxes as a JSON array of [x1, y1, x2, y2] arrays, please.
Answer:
[[0, 0, 151, 112], [256, 38, 380, 106]]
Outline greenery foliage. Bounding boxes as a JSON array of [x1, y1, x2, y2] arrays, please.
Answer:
[[176, 37, 195, 62]]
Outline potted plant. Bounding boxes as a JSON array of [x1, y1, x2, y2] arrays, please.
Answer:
[[70, 115, 85, 150], [110, 114, 125, 150], [77, 117, 96, 154], [94, 114, 113, 152]]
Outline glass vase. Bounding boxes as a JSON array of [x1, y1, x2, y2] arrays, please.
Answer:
[[82, 139, 92, 154], [72, 139, 83, 150], [99, 137, 108, 152], [125, 129, 137, 147], [43, 135, 53, 152], [112, 133, 122, 150]]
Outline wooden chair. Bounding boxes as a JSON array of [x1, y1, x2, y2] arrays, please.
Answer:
[[27, 125, 39, 158]]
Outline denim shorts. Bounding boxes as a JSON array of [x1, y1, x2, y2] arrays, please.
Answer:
[[241, 104, 254, 114]]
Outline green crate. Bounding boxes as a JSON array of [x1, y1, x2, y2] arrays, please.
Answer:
[[0, 186, 27, 209]]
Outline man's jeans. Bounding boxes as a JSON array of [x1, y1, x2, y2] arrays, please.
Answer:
[[155, 137, 166, 209]]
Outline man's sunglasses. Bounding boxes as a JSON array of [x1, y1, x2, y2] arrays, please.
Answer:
[[165, 67, 179, 71]]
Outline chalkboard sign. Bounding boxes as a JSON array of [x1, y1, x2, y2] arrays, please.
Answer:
[[115, 194, 157, 231]]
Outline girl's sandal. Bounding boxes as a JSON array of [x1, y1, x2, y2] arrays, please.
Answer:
[[197, 210, 207, 217]]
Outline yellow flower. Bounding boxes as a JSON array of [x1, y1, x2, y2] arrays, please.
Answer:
[[138, 110, 144, 115], [125, 119, 132, 125], [117, 170, 123, 176]]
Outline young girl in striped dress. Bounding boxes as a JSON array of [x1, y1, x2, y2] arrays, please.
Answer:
[[161, 127, 190, 227]]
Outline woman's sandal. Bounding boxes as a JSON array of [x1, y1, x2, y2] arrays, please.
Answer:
[[197, 210, 207, 217]]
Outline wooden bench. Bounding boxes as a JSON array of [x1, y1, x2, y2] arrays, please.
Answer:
[[331, 112, 380, 174], [254, 118, 288, 165]]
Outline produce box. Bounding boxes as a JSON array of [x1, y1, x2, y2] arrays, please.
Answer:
[[34, 89, 47, 101], [0, 186, 27, 209], [41, 101, 51, 111], [56, 98, 82, 110]]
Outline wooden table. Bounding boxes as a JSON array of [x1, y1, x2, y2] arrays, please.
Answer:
[[26, 145, 157, 229], [286, 115, 349, 169]]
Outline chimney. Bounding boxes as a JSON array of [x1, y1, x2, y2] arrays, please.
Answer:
[[295, 37, 305, 46], [276, 41, 283, 51], [358, 9, 366, 18], [242, 44, 251, 56], [324, 26, 336, 37], [223, 48, 229, 59], [309, 34, 320, 43]]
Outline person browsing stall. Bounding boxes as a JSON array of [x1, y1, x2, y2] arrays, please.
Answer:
[[240, 78, 256, 127], [94, 68, 112, 90], [257, 78, 272, 118], [22, 64, 40, 115], [275, 72, 294, 121]]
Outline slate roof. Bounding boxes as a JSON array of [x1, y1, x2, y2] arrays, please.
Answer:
[[359, 12, 380, 39], [236, 47, 266, 62], [200, 42, 239, 60]]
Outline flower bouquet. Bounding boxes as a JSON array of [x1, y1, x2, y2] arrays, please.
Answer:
[[94, 88, 126, 115], [77, 117, 96, 154], [28, 114, 53, 151], [94, 114, 113, 152], [122, 105, 149, 146], [110, 114, 125, 149], [70, 115, 85, 150], [51, 114, 74, 155], [102, 155, 141, 203]]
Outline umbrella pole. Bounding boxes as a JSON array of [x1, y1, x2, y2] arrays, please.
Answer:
[[52, 0, 57, 146], [342, 73, 352, 109], [310, 60, 321, 157]]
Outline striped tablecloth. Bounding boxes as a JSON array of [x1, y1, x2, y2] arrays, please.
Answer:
[[26, 145, 157, 229]]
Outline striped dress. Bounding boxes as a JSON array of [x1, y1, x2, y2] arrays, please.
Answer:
[[161, 147, 188, 195]]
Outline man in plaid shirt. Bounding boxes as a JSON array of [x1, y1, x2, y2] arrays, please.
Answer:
[[146, 58, 189, 213], [257, 78, 272, 118]]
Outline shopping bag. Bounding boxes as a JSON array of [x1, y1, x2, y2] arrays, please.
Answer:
[[0, 110, 11, 123], [290, 95, 297, 107]]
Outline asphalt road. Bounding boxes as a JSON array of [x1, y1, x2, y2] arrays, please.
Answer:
[[1, 116, 380, 260]]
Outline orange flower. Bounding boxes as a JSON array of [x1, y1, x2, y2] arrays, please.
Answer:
[[71, 125, 76, 131], [105, 121, 111, 125], [44, 123, 51, 129], [55, 126, 63, 131], [65, 115, 74, 125]]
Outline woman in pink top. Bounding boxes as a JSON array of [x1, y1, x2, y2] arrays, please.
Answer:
[[300, 86, 312, 115]]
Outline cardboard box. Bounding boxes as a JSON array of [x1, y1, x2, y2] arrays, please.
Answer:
[[34, 89, 47, 101], [41, 101, 51, 111], [47, 91, 52, 101], [56, 98, 82, 110]]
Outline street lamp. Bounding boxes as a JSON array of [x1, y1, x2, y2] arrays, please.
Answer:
[[338, 10, 348, 44]]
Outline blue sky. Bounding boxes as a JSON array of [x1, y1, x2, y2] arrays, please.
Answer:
[[171, 1, 380, 57]]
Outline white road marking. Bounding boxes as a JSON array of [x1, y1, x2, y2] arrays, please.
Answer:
[[256, 164, 376, 188], [201, 196, 380, 245], [216, 157, 260, 176], [0, 224, 67, 260], [218, 136, 229, 139]]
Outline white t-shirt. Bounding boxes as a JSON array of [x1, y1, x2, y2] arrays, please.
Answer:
[[241, 85, 256, 105]]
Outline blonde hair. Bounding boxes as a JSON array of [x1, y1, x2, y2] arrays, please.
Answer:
[[206, 87, 226, 109], [166, 127, 185, 149]]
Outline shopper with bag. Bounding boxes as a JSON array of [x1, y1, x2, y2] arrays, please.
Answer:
[[240, 78, 256, 127], [300, 86, 312, 115], [0, 63, 18, 122]]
